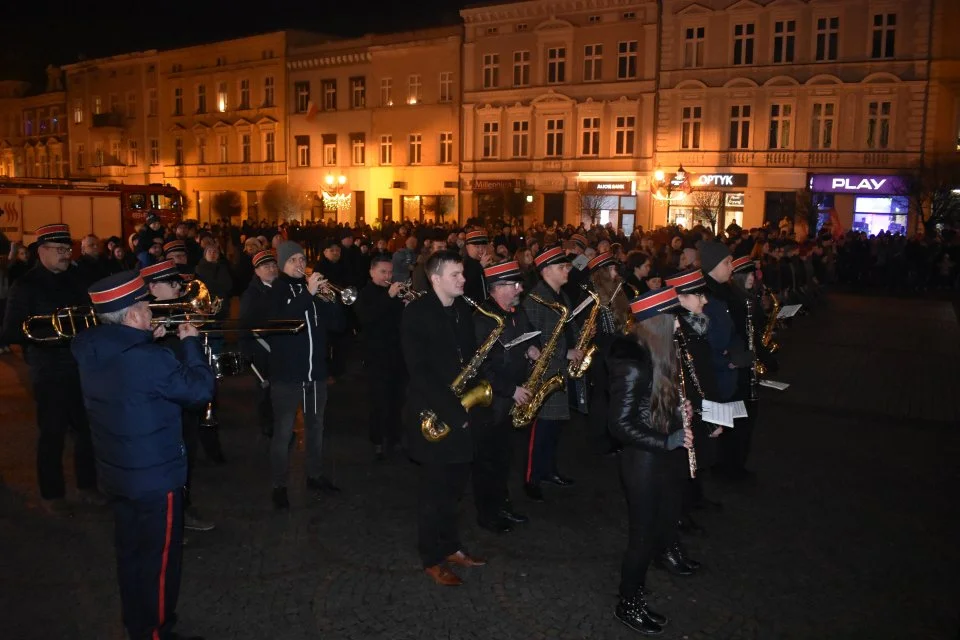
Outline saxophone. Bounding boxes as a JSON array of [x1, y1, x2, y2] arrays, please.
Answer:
[[761, 286, 781, 353], [510, 295, 569, 429], [419, 295, 503, 442], [567, 286, 600, 379]]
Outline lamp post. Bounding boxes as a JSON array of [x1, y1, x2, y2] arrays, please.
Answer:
[[650, 164, 690, 227], [322, 173, 350, 222]]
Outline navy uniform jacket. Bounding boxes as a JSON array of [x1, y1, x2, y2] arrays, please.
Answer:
[[702, 275, 746, 401], [71, 324, 215, 500], [472, 297, 538, 425]]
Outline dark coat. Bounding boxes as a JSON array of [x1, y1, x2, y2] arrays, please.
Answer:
[[194, 259, 233, 320], [401, 292, 478, 465], [520, 280, 578, 420], [0, 265, 89, 380], [702, 275, 747, 401], [473, 297, 537, 424], [75, 255, 110, 290], [238, 276, 275, 372], [266, 272, 345, 383], [354, 281, 405, 369], [462, 255, 485, 303], [71, 325, 214, 500]]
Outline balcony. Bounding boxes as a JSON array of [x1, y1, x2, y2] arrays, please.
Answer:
[[91, 112, 125, 129], [164, 161, 285, 180]]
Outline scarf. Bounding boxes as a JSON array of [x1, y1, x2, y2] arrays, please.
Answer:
[[682, 312, 710, 336]]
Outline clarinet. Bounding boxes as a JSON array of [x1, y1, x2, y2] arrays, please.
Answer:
[[745, 296, 759, 402], [674, 327, 698, 479]]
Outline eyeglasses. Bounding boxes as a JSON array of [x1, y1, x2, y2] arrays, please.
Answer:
[[42, 245, 72, 255]]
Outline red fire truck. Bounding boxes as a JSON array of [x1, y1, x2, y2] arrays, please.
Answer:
[[0, 180, 184, 248]]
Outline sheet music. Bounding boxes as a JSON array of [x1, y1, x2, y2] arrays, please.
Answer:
[[501, 331, 541, 349], [701, 400, 748, 428], [759, 379, 790, 390], [567, 296, 594, 322], [777, 304, 802, 319]]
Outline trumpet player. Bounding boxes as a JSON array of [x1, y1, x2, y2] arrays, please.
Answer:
[[239, 250, 280, 438], [400, 250, 485, 587], [71, 270, 214, 640], [354, 255, 407, 461], [0, 223, 102, 515], [471, 261, 540, 534], [267, 242, 345, 509]]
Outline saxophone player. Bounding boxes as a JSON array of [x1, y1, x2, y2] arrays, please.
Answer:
[[520, 245, 584, 503], [471, 261, 541, 534], [400, 250, 485, 586]]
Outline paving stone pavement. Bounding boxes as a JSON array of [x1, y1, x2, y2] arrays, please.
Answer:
[[1, 293, 958, 640]]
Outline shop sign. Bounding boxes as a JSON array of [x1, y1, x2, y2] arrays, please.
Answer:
[[725, 192, 745, 207], [471, 179, 522, 191], [584, 181, 634, 195], [667, 172, 748, 188], [809, 174, 907, 195]]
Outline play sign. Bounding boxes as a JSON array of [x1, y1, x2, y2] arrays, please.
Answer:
[[809, 174, 907, 195]]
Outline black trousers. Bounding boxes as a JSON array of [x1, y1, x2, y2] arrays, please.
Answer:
[[112, 488, 184, 640], [417, 462, 471, 568], [618, 449, 684, 598], [525, 418, 563, 484], [327, 331, 347, 378], [32, 374, 97, 500], [472, 417, 511, 523], [719, 399, 759, 473], [257, 382, 273, 436], [366, 364, 404, 447]]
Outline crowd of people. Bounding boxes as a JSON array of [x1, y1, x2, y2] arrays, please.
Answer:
[[0, 209, 950, 639]]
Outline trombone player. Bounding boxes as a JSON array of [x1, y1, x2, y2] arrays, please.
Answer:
[[0, 223, 102, 515]]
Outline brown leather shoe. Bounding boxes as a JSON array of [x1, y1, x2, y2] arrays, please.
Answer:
[[424, 565, 462, 586], [446, 550, 487, 567]]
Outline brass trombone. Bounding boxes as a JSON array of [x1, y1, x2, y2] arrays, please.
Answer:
[[22, 307, 98, 342], [149, 280, 223, 316]]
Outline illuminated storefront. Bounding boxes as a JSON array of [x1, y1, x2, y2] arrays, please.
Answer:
[[663, 172, 748, 231], [809, 174, 910, 236], [579, 181, 638, 235]]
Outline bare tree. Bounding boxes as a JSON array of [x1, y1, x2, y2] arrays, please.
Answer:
[[688, 189, 723, 233], [262, 179, 302, 221], [436, 194, 456, 223], [211, 190, 242, 221], [900, 159, 960, 235], [577, 183, 615, 228]]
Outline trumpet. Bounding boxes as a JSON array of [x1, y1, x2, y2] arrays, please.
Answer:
[[394, 280, 425, 302], [296, 268, 358, 305]]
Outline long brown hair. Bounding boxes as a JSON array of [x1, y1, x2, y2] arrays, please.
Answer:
[[590, 266, 631, 330], [630, 313, 678, 434]]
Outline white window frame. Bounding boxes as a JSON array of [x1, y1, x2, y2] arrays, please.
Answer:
[[217, 82, 228, 112], [545, 118, 564, 157], [811, 102, 836, 150], [73, 99, 83, 124], [296, 139, 310, 167], [768, 103, 793, 149], [408, 133, 422, 165], [241, 133, 252, 163], [197, 84, 207, 113], [581, 116, 600, 156], [681, 105, 702, 150], [547, 47, 566, 84], [772, 19, 796, 64], [239, 78, 251, 109], [683, 26, 705, 68], [407, 75, 422, 105], [439, 72, 453, 103], [264, 131, 276, 162], [583, 44, 603, 82], [174, 138, 183, 166], [351, 77, 366, 108], [482, 121, 500, 159], [482, 54, 500, 89], [149, 139, 159, 166], [513, 51, 531, 87], [614, 115, 635, 156], [380, 78, 393, 106], [198, 136, 207, 164], [439, 132, 453, 164], [352, 137, 365, 165], [815, 16, 840, 62], [865, 100, 892, 149], [128, 140, 138, 166], [380, 134, 393, 165], [295, 82, 310, 113], [512, 120, 529, 158], [264, 76, 275, 107], [172, 90, 181, 116], [323, 141, 337, 166], [218, 135, 229, 163], [871, 13, 897, 59], [617, 41, 638, 79], [732, 23, 755, 65], [322, 80, 337, 111], [728, 104, 752, 150]]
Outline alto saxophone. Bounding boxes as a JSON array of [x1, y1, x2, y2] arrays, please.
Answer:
[[761, 286, 781, 353], [419, 295, 503, 442], [568, 286, 600, 379], [510, 295, 569, 429]]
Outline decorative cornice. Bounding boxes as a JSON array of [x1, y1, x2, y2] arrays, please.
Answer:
[[461, 0, 651, 24], [287, 53, 373, 70]]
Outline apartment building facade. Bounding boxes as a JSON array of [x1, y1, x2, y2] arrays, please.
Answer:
[[460, 0, 658, 232], [656, 0, 938, 235], [0, 68, 68, 180], [286, 27, 461, 225]]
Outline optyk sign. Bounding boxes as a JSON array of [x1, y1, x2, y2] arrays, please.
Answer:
[[809, 174, 907, 195]]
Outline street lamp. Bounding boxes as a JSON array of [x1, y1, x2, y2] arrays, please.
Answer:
[[650, 164, 690, 226], [322, 173, 350, 220]]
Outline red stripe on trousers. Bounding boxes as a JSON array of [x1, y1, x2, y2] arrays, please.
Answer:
[[153, 491, 174, 640], [525, 419, 538, 483]]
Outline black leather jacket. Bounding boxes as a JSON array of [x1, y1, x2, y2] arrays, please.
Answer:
[[607, 337, 685, 452]]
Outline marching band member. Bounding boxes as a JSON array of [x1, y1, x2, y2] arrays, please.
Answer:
[[471, 260, 539, 534], [71, 271, 214, 640], [239, 250, 280, 438], [586, 251, 632, 456], [354, 254, 407, 460], [401, 250, 485, 586], [462, 229, 492, 302], [142, 259, 219, 531], [0, 223, 102, 515], [607, 287, 694, 635], [267, 242, 345, 509], [520, 245, 584, 503]]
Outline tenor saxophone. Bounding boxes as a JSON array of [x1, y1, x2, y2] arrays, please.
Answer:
[[761, 286, 781, 353], [510, 295, 569, 429], [568, 286, 600, 379], [419, 295, 504, 442]]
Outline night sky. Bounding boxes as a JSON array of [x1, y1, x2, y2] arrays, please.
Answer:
[[2, 0, 469, 90]]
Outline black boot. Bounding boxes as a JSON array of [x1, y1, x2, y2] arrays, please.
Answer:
[[671, 542, 702, 571], [654, 547, 695, 577], [678, 515, 706, 535], [615, 595, 665, 635]]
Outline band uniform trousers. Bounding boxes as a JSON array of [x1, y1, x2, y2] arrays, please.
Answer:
[[418, 462, 471, 568], [366, 363, 405, 447], [33, 373, 97, 500], [526, 418, 563, 485], [472, 416, 512, 523], [618, 449, 685, 598], [720, 399, 759, 474], [112, 488, 184, 640], [270, 381, 328, 487]]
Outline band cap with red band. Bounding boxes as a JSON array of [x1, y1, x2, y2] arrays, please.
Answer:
[[483, 260, 523, 286], [731, 256, 756, 274], [628, 287, 680, 322], [570, 233, 589, 250], [163, 240, 186, 257], [253, 250, 277, 268], [533, 245, 571, 270], [664, 268, 709, 294], [140, 260, 182, 285], [465, 230, 489, 245], [36, 224, 72, 246], [88, 271, 150, 314], [588, 251, 616, 273]]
